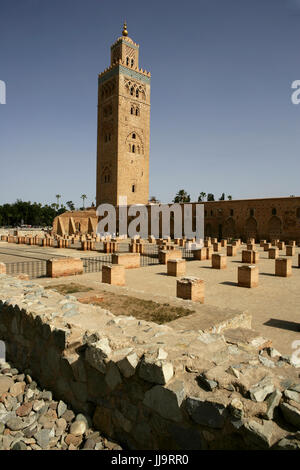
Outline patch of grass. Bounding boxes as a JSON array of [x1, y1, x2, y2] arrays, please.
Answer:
[[80, 292, 195, 324], [45, 283, 93, 295]]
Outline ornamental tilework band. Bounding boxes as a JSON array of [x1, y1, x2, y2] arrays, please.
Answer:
[[99, 65, 151, 85]]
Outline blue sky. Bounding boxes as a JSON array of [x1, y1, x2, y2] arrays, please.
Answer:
[[0, 0, 299, 207]]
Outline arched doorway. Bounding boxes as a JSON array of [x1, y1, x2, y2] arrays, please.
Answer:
[[245, 217, 258, 240], [205, 223, 212, 238], [268, 216, 282, 240], [223, 217, 235, 238]]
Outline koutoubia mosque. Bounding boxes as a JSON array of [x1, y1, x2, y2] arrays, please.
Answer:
[[53, 24, 300, 241]]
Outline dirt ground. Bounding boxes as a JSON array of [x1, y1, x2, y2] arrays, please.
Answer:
[[1, 241, 300, 356]]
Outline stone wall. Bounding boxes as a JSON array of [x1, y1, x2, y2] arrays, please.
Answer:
[[52, 196, 300, 242], [0, 274, 299, 450]]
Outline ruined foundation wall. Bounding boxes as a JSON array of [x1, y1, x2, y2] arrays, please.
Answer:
[[0, 275, 299, 450]]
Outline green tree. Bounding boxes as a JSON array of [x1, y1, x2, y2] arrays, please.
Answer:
[[81, 194, 87, 209], [173, 190, 191, 203], [198, 192, 206, 202], [207, 193, 215, 201], [66, 201, 75, 211], [55, 194, 61, 210], [219, 193, 225, 200], [227, 195, 232, 200]]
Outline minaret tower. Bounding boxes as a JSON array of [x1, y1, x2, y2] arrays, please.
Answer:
[[96, 23, 151, 206]]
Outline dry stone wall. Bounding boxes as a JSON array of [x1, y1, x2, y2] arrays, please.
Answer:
[[0, 274, 299, 450]]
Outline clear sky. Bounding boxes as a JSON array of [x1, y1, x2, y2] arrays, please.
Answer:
[[0, 0, 299, 207]]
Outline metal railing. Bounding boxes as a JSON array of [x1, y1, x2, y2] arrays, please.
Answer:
[[82, 255, 113, 273], [5, 260, 47, 279]]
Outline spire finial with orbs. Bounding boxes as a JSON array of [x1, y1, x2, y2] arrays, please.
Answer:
[[122, 21, 128, 37]]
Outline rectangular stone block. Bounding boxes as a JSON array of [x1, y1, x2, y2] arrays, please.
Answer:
[[176, 277, 204, 303], [102, 265, 125, 286], [0, 263, 6, 274], [275, 258, 292, 277], [242, 250, 259, 264], [268, 247, 279, 259], [213, 242, 221, 252], [112, 253, 141, 269], [238, 265, 259, 288], [167, 259, 186, 277], [206, 246, 213, 260], [247, 243, 255, 251], [212, 253, 227, 269], [46, 258, 83, 278], [286, 245, 295, 256], [289, 240, 296, 247], [204, 240, 211, 247], [194, 248, 207, 261], [158, 250, 182, 265], [264, 243, 271, 251], [227, 245, 237, 256], [260, 240, 266, 247], [221, 239, 227, 248], [277, 241, 285, 250], [271, 239, 279, 247]]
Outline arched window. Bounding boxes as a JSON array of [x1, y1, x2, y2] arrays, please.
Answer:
[[272, 208, 277, 215], [132, 144, 135, 153], [132, 133, 136, 139], [126, 57, 129, 66], [137, 145, 140, 154], [136, 89, 139, 98], [130, 87, 134, 96], [131, 107, 134, 115], [136, 108, 139, 116], [204, 210, 207, 217], [210, 210, 213, 216], [131, 59, 134, 67], [230, 209, 234, 216], [250, 208, 254, 217], [132, 185, 135, 193]]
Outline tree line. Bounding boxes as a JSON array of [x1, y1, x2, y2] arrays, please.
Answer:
[[173, 190, 232, 203], [0, 195, 93, 227]]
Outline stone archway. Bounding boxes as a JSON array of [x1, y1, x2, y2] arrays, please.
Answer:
[[245, 217, 258, 240], [268, 216, 282, 240], [223, 217, 235, 238]]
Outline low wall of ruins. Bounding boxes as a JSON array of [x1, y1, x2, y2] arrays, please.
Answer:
[[0, 274, 299, 450]]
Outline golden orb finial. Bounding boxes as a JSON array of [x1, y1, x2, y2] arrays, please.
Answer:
[[122, 21, 128, 37]]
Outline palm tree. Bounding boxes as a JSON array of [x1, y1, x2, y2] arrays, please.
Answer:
[[198, 192, 206, 202], [173, 189, 191, 203], [81, 194, 87, 209], [66, 201, 75, 211], [227, 195, 232, 200], [55, 194, 61, 210]]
